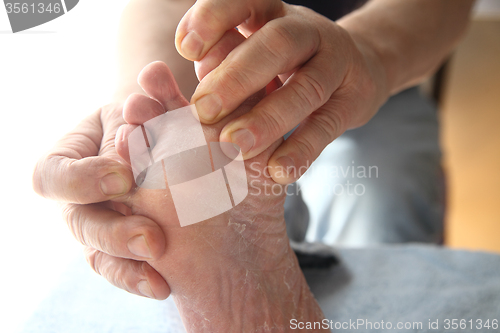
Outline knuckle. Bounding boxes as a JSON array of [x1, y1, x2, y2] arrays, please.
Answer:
[[258, 105, 289, 139], [101, 219, 123, 255], [217, 64, 251, 101], [84, 247, 99, 273], [89, 250, 131, 292], [107, 260, 125, 288], [94, 253, 133, 294], [99, 104, 122, 125], [64, 158, 96, 204], [32, 157, 46, 198], [63, 160, 80, 195], [62, 204, 88, 246], [293, 135, 317, 160], [100, 137, 116, 158], [109, 258, 144, 293], [313, 109, 344, 142], [194, 1, 225, 33], [302, 70, 328, 104], [120, 264, 141, 293], [62, 203, 116, 257], [258, 24, 298, 72], [291, 71, 328, 111], [32, 154, 67, 200], [89, 249, 105, 276], [327, 93, 358, 130], [65, 157, 114, 204]]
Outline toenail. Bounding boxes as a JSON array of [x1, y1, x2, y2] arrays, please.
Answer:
[[195, 94, 222, 122], [127, 235, 152, 259], [230, 129, 254, 154], [180, 31, 204, 60], [100, 173, 127, 196], [137, 280, 155, 299], [275, 156, 296, 179]]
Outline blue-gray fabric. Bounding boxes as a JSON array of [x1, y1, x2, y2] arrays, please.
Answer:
[[305, 245, 500, 332], [19, 246, 500, 333], [292, 87, 444, 246]]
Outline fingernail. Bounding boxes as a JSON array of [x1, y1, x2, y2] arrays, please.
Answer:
[[195, 94, 222, 122], [137, 280, 155, 299], [230, 129, 255, 154], [100, 173, 127, 196], [276, 156, 296, 179], [181, 31, 204, 60], [127, 235, 152, 259]]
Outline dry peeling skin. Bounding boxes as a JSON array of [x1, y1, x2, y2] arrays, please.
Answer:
[[125, 95, 324, 331]]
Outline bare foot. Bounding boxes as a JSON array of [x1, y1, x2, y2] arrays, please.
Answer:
[[115, 44, 325, 333]]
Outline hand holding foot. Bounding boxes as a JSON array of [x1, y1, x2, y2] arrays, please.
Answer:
[[32, 103, 171, 300], [115, 58, 326, 331]]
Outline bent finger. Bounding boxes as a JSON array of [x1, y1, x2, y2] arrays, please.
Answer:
[[33, 108, 133, 204], [85, 247, 170, 300], [175, 0, 284, 61], [219, 53, 341, 160], [194, 29, 246, 81], [267, 101, 351, 184], [63, 203, 166, 260], [191, 15, 320, 124]]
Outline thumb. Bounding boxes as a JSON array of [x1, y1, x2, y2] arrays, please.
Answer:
[[175, 0, 284, 61], [194, 29, 246, 81]]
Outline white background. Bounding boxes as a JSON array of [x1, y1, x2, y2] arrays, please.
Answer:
[[0, 0, 499, 332], [0, 1, 127, 331]]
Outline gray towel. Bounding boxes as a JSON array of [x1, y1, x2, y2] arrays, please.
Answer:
[[19, 245, 500, 333]]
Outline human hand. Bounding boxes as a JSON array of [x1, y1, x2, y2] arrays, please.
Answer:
[[32, 103, 170, 300], [175, 0, 389, 184]]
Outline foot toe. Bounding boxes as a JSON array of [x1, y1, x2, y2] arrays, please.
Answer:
[[138, 61, 190, 111], [123, 93, 165, 125]]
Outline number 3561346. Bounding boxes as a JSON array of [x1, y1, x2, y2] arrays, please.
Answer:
[[5, 2, 62, 14]]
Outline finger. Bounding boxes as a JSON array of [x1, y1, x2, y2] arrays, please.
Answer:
[[33, 107, 134, 204], [138, 61, 190, 111], [175, 0, 284, 61], [219, 52, 343, 160], [85, 247, 170, 300], [115, 124, 140, 165], [62, 202, 166, 260], [194, 29, 246, 81], [267, 100, 351, 184], [191, 15, 320, 124], [98, 103, 129, 159]]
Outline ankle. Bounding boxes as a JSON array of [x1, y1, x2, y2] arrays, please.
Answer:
[[172, 246, 325, 332]]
